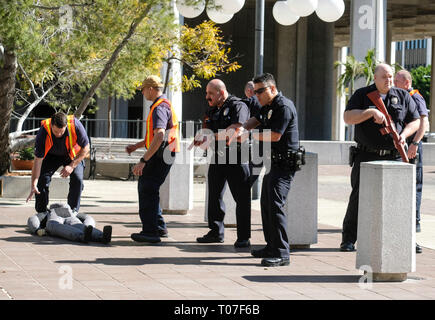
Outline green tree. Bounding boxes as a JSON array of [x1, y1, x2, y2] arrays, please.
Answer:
[[335, 49, 378, 98], [410, 65, 431, 108], [0, 0, 240, 175]]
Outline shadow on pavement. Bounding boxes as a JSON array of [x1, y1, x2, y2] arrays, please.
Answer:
[[243, 275, 361, 283], [55, 256, 255, 267]]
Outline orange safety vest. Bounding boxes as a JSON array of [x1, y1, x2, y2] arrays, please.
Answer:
[[409, 89, 421, 97], [145, 98, 180, 152], [41, 115, 81, 160]]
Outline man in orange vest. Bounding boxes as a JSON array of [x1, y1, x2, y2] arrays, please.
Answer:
[[26, 112, 90, 213], [394, 69, 429, 254], [126, 75, 180, 243]]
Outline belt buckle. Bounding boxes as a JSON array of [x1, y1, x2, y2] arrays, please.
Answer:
[[379, 150, 387, 156]]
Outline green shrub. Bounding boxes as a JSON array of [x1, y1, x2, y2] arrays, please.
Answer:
[[18, 147, 35, 160]]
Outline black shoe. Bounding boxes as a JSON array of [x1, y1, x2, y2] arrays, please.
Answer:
[[159, 229, 169, 238], [416, 243, 423, 254], [131, 233, 161, 243], [261, 257, 290, 267], [102, 226, 112, 244], [83, 225, 93, 243], [251, 247, 273, 258], [196, 233, 223, 243], [340, 242, 355, 252], [416, 222, 421, 233], [234, 239, 250, 248]]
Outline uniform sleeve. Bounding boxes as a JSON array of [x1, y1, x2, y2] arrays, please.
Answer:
[[231, 101, 250, 125], [270, 106, 292, 135], [34, 127, 47, 158], [248, 96, 262, 118], [345, 89, 366, 111], [404, 94, 421, 123], [74, 119, 90, 147], [152, 104, 171, 130], [413, 94, 429, 117]]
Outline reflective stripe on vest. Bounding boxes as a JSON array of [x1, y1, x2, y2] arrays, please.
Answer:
[[409, 89, 420, 97], [145, 98, 180, 153], [41, 115, 81, 160]]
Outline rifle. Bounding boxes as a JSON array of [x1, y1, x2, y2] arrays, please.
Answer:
[[366, 90, 409, 163]]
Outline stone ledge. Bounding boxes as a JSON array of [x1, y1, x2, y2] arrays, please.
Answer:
[[0, 174, 69, 198]]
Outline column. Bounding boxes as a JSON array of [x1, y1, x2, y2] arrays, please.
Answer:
[[350, 0, 387, 88]]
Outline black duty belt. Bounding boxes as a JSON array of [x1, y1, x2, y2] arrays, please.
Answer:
[[357, 144, 398, 156]]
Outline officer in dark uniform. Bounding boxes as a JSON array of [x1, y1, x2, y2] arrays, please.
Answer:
[[341, 64, 420, 252], [195, 79, 252, 248], [243, 81, 263, 186], [241, 73, 301, 267], [394, 69, 429, 254]]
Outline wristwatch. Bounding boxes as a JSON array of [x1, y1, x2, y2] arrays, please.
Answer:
[[411, 141, 419, 146], [139, 157, 147, 164]]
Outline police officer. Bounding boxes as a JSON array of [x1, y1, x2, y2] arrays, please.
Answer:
[[340, 64, 420, 252], [241, 73, 300, 267], [26, 112, 90, 213], [243, 81, 263, 187], [394, 69, 429, 254], [195, 79, 252, 248], [127, 75, 180, 244]]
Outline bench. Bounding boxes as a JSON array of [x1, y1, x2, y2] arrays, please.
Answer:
[[87, 137, 143, 180]]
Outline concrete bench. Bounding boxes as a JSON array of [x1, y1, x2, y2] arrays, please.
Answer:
[[356, 161, 416, 282], [88, 138, 143, 180]]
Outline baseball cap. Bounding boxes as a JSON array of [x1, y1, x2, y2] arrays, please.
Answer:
[[137, 75, 164, 90]]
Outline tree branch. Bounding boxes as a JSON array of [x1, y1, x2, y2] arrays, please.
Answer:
[[32, 1, 95, 10], [18, 62, 39, 100], [74, 7, 151, 118]]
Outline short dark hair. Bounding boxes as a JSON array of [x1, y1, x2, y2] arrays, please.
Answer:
[[51, 112, 68, 128], [253, 73, 276, 87]]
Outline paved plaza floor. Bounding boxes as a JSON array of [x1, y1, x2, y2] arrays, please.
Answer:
[[1, 165, 435, 301]]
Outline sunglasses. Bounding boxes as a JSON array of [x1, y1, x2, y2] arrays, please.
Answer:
[[253, 86, 269, 95]]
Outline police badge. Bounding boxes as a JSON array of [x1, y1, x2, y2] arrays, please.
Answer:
[[267, 109, 273, 119], [223, 108, 229, 116], [391, 96, 398, 105]]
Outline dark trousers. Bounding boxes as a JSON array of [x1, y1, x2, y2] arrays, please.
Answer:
[[137, 154, 173, 236], [35, 154, 85, 213], [415, 141, 423, 224], [207, 163, 251, 240], [342, 150, 400, 244], [260, 164, 295, 259]]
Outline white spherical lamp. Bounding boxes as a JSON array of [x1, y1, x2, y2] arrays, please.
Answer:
[[273, 1, 300, 26], [176, 0, 205, 18], [206, 6, 233, 24], [315, 0, 345, 22], [214, 0, 245, 15], [288, 0, 318, 17]]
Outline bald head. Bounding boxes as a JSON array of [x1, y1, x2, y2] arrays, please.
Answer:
[[374, 63, 394, 94], [374, 63, 394, 76], [394, 69, 412, 90], [207, 79, 227, 92], [245, 81, 255, 98], [206, 79, 228, 107]]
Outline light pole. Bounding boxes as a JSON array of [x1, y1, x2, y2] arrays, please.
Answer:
[[255, 0, 264, 75]]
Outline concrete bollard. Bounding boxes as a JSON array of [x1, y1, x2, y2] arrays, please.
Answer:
[[356, 161, 416, 282], [285, 152, 318, 248], [160, 141, 194, 215]]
